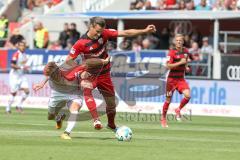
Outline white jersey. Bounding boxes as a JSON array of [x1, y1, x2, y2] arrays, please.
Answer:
[[9, 50, 28, 77], [9, 50, 29, 93]]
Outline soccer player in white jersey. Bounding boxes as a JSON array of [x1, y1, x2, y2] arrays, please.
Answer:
[[33, 58, 109, 139], [33, 61, 83, 140], [6, 40, 29, 114]]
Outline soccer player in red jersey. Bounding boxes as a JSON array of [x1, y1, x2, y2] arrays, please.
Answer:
[[64, 16, 156, 130], [161, 34, 191, 128]]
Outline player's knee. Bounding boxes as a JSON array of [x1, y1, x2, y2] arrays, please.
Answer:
[[165, 96, 172, 103], [184, 93, 191, 99]]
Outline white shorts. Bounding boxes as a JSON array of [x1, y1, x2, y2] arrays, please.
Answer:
[[9, 75, 29, 93], [48, 90, 83, 115]]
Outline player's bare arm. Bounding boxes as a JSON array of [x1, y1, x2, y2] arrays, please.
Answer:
[[33, 77, 49, 91], [166, 58, 187, 69], [118, 25, 156, 37]]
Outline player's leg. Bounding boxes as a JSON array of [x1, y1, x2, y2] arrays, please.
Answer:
[[16, 77, 29, 113], [6, 77, 19, 114], [61, 99, 82, 140], [16, 88, 29, 113], [6, 92, 16, 114], [81, 80, 103, 130], [48, 93, 66, 129], [175, 79, 191, 121], [96, 74, 117, 130], [161, 79, 175, 128]]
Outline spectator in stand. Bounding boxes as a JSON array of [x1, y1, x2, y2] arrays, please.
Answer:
[[48, 40, 62, 50], [178, 0, 187, 10], [158, 27, 170, 49], [65, 39, 73, 50], [190, 27, 202, 45], [144, 0, 156, 10], [0, 14, 8, 47], [34, 21, 49, 49], [147, 0, 159, 8], [142, 38, 151, 50], [157, 0, 167, 10], [199, 37, 213, 75], [68, 23, 80, 45], [188, 41, 201, 76], [6, 28, 25, 49], [165, 0, 179, 9], [230, 0, 239, 10], [130, 0, 146, 10], [184, 35, 192, 48], [186, 0, 195, 10], [58, 23, 70, 49], [195, 0, 212, 10], [212, 0, 225, 10], [200, 36, 213, 63], [132, 40, 142, 52]]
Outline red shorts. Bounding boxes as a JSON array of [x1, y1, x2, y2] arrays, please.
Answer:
[[62, 66, 115, 97], [91, 72, 115, 97], [166, 78, 189, 97]]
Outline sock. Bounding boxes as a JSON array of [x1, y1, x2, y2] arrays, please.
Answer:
[[17, 92, 29, 108], [162, 101, 170, 119], [178, 97, 190, 110], [6, 95, 15, 112], [106, 107, 116, 128], [65, 110, 78, 134], [84, 88, 99, 120]]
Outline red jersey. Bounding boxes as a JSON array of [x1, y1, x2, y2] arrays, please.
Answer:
[[69, 29, 118, 74], [167, 47, 189, 79]]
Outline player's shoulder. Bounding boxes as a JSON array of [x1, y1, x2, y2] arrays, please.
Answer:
[[103, 28, 117, 34], [12, 51, 20, 60], [183, 47, 189, 53], [168, 48, 176, 55]]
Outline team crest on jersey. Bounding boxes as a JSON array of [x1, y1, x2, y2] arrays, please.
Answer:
[[98, 38, 103, 44]]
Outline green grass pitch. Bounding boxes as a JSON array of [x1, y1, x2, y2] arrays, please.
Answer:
[[0, 107, 240, 160]]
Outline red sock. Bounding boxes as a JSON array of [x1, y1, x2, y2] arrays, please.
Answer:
[[84, 88, 99, 120], [162, 101, 170, 119], [179, 97, 190, 110], [106, 107, 116, 129]]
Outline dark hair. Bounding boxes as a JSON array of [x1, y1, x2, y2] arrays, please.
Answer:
[[90, 17, 106, 28]]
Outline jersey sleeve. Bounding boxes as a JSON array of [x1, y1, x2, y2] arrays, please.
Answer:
[[166, 50, 174, 64], [104, 29, 118, 39], [11, 52, 19, 64], [68, 41, 84, 59]]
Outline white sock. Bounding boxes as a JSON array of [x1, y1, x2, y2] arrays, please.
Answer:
[[17, 92, 29, 108], [6, 95, 15, 112], [65, 111, 78, 134]]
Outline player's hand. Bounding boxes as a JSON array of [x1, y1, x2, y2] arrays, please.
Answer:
[[179, 58, 187, 65], [80, 71, 91, 79], [103, 56, 110, 65], [185, 66, 191, 73], [145, 25, 156, 33], [33, 83, 44, 91], [80, 80, 93, 89]]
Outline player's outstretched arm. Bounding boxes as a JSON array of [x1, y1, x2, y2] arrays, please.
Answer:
[[118, 25, 156, 37], [166, 58, 187, 69], [33, 77, 49, 91]]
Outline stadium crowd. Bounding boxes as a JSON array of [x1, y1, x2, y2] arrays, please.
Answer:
[[130, 0, 240, 11]]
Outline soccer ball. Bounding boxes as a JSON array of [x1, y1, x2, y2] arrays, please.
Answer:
[[115, 126, 133, 141]]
